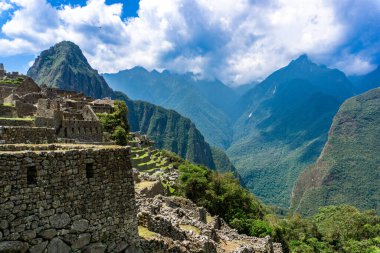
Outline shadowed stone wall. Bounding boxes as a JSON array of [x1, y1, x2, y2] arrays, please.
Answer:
[[0, 127, 56, 144], [0, 144, 138, 252]]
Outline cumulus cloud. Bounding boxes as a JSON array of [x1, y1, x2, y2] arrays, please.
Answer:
[[0, 0, 379, 85]]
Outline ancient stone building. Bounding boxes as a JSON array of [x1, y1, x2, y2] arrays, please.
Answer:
[[0, 144, 139, 252], [0, 76, 114, 144]]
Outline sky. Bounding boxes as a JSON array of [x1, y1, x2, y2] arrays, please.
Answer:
[[0, 0, 379, 86]]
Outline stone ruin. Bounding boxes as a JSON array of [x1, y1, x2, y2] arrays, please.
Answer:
[[0, 63, 23, 81], [0, 75, 114, 144]]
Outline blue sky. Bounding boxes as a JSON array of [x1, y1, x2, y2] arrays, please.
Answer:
[[0, 0, 379, 85]]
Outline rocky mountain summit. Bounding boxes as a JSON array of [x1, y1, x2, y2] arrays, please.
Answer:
[[27, 41, 113, 99]]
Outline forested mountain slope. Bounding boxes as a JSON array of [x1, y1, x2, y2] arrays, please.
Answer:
[[291, 88, 380, 216]]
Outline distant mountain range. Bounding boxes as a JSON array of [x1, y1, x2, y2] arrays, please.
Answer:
[[228, 55, 356, 207], [292, 88, 380, 215], [27, 41, 237, 174], [28, 41, 380, 212], [103, 68, 238, 148]]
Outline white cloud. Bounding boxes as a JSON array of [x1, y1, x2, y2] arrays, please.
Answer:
[[0, 0, 378, 85], [333, 54, 377, 76], [0, 0, 12, 11]]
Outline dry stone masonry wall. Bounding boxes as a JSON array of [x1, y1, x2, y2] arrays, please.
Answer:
[[0, 127, 56, 144], [0, 144, 139, 253]]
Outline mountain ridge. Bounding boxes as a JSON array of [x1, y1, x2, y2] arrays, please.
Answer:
[[228, 55, 353, 208], [103, 67, 238, 148]]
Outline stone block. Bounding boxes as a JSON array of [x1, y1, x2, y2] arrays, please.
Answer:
[[83, 242, 107, 253], [29, 241, 48, 253], [49, 213, 71, 229], [47, 238, 70, 253], [71, 219, 89, 233], [39, 229, 57, 239], [71, 233, 91, 250], [0, 241, 29, 253]]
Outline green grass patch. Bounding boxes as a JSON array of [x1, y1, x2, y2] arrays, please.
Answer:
[[206, 215, 213, 224], [138, 226, 158, 239], [179, 224, 201, 235], [0, 117, 34, 121]]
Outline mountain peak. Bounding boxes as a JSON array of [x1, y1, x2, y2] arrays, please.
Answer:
[[55, 40, 80, 49], [27, 41, 113, 98], [291, 54, 313, 65]]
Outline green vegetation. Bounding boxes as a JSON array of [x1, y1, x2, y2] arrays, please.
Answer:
[[174, 158, 380, 252], [138, 226, 158, 239], [97, 100, 129, 145], [273, 206, 380, 252], [2, 102, 14, 107], [0, 77, 24, 85], [175, 161, 271, 238], [114, 91, 220, 170], [0, 117, 34, 121], [292, 88, 380, 215]]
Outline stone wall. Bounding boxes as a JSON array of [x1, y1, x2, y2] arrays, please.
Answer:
[[0, 119, 34, 127], [0, 126, 56, 144], [82, 105, 99, 121], [0, 105, 17, 118], [19, 93, 46, 105], [34, 117, 55, 128], [0, 85, 15, 101], [13, 77, 41, 96], [91, 105, 113, 114], [57, 119, 103, 142], [0, 144, 138, 252], [14, 101, 37, 117], [36, 99, 59, 118]]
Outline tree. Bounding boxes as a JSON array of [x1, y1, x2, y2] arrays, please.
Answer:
[[97, 100, 129, 145]]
